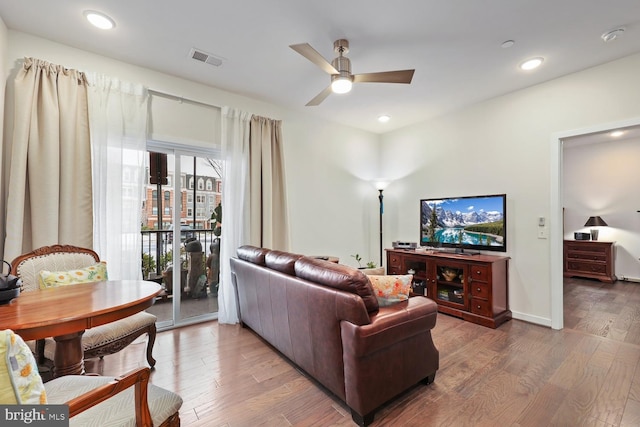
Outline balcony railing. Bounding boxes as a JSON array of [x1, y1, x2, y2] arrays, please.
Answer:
[[141, 229, 218, 280]]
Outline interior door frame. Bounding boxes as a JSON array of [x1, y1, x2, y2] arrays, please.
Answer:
[[549, 116, 640, 330]]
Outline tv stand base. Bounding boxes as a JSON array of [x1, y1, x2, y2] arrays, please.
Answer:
[[386, 249, 511, 328]]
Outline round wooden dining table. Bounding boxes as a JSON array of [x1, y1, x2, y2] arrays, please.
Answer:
[[0, 280, 161, 377]]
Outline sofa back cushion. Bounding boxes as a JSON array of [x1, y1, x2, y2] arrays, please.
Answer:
[[237, 245, 270, 266], [295, 257, 379, 313], [265, 250, 303, 275]]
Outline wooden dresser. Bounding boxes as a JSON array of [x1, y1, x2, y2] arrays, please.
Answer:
[[563, 240, 616, 283]]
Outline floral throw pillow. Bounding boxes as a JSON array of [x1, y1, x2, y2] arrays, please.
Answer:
[[0, 329, 47, 404], [368, 274, 412, 306], [38, 261, 108, 289]]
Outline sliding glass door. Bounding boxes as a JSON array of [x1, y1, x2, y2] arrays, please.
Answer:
[[142, 147, 222, 329]]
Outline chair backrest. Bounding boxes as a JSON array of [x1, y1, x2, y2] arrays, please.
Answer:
[[11, 245, 100, 292]]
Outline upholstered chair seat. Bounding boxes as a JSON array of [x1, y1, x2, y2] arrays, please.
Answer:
[[36, 312, 158, 363], [46, 374, 182, 427]]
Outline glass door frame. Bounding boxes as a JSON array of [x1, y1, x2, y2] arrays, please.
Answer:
[[148, 140, 220, 330]]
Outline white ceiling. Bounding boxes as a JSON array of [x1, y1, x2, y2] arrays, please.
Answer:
[[0, 1, 639, 134]]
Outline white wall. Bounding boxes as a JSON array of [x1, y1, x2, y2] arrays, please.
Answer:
[[2, 31, 381, 267], [563, 137, 640, 280], [381, 53, 640, 327]]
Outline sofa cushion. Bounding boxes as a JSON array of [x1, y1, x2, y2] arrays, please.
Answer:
[[265, 250, 303, 275], [237, 245, 270, 266], [368, 275, 412, 306], [294, 257, 379, 313]]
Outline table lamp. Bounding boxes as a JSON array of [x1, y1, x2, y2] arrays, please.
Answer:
[[584, 216, 608, 241]]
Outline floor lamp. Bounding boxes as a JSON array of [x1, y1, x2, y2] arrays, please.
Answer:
[[375, 182, 388, 267]]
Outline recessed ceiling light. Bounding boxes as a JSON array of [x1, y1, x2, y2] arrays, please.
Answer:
[[378, 115, 391, 123], [520, 57, 544, 71], [84, 10, 115, 30], [610, 130, 625, 137]]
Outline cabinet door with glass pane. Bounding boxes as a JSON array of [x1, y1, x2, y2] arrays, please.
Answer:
[[433, 260, 468, 310]]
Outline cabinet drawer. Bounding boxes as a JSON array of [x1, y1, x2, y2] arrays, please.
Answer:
[[388, 254, 402, 268], [565, 244, 607, 255], [471, 298, 492, 317], [471, 282, 490, 299], [567, 261, 607, 274], [387, 266, 403, 275], [567, 252, 606, 262], [470, 265, 489, 282]]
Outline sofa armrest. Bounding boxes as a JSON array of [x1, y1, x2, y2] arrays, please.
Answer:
[[340, 296, 439, 419], [341, 296, 437, 357], [66, 367, 152, 426]]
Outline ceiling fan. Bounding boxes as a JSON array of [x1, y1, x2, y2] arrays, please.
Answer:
[[289, 39, 415, 106]]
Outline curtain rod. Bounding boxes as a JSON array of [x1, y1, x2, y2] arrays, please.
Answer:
[[148, 88, 221, 110]]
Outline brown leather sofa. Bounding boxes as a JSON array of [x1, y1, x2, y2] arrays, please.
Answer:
[[230, 246, 439, 426]]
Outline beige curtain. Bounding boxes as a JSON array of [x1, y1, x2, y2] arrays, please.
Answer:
[[3, 58, 92, 262], [249, 116, 289, 250]]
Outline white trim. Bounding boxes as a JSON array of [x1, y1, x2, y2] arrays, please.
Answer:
[[147, 138, 220, 159], [148, 89, 221, 110], [549, 134, 564, 330], [550, 116, 640, 330], [511, 311, 552, 328]]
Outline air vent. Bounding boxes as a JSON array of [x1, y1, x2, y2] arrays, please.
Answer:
[[189, 48, 223, 67]]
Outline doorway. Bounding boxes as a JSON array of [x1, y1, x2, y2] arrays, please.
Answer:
[[550, 118, 640, 330], [142, 148, 223, 330]]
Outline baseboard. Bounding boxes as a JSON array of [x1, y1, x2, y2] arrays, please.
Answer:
[[510, 310, 552, 328]]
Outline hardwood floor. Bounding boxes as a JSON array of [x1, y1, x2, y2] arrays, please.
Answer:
[[85, 278, 640, 426]]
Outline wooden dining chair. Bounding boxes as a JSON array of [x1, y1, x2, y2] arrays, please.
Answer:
[[0, 329, 181, 427], [10, 244, 158, 370]]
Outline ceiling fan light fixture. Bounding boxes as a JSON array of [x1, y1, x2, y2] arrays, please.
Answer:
[[290, 39, 414, 105], [331, 75, 353, 94]]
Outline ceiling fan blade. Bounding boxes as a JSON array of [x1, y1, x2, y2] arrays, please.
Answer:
[[290, 43, 339, 75], [305, 85, 333, 106], [353, 69, 415, 84]]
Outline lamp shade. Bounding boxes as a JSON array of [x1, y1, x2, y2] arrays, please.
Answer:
[[374, 181, 389, 191], [331, 76, 352, 94], [584, 216, 608, 227]]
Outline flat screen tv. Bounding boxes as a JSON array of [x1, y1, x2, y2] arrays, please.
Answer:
[[420, 194, 507, 253]]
